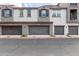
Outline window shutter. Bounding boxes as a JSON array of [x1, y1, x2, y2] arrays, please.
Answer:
[[46, 10, 49, 17], [39, 10, 41, 17], [2, 10, 4, 16], [2, 9, 12, 17], [10, 10, 12, 16], [20, 9, 24, 17], [27, 9, 31, 17]]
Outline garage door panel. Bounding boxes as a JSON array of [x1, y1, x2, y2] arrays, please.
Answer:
[[69, 26, 78, 35], [55, 26, 64, 35], [29, 26, 49, 35], [2, 26, 22, 35]]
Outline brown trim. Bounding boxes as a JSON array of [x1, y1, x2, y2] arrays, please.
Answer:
[[54, 25, 65, 27], [0, 24, 22, 26], [0, 4, 15, 6], [13, 7, 67, 9], [50, 8, 67, 9], [68, 25, 78, 26], [0, 22, 53, 24], [67, 22, 79, 23], [2, 25, 22, 27], [28, 25, 50, 27], [13, 7, 38, 9]]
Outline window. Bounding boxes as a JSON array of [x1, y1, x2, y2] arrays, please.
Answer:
[[19, 9, 24, 17], [39, 9, 49, 17], [41, 10, 47, 17], [70, 9, 77, 20], [2, 9, 12, 17], [52, 10, 61, 17], [27, 9, 31, 17], [52, 12, 56, 17]]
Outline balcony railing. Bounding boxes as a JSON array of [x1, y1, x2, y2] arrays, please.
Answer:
[[70, 3, 77, 6], [70, 16, 77, 20]]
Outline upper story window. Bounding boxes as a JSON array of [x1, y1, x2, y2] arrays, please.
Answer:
[[19, 9, 24, 17], [70, 9, 77, 20], [2, 9, 12, 17], [52, 10, 61, 17], [70, 3, 77, 6], [27, 9, 31, 17], [39, 9, 49, 17]]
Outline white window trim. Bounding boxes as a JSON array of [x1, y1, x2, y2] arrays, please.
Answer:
[[52, 10, 61, 17]]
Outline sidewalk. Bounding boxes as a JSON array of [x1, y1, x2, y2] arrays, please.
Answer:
[[0, 35, 79, 39]]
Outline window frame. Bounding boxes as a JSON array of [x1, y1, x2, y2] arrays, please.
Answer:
[[2, 9, 12, 17], [39, 9, 49, 17], [19, 9, 24, 17], [27, 9, 31, 17], [70, 3, 77, 6], [52, 10, 61, 17]]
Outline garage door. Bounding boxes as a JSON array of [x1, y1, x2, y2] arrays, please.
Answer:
[[69, 26, 78, 35], [55, 26, 64, 35], [29, 26, 49, 35], [2, 26, 22, 35]]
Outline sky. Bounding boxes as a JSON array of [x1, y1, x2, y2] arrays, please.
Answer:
[[21, 3, 57, 7], [0, 0, 78, 3], [0, 0, 58, 7], [1, 3, 57, 7], [0, 0, 78, 7]]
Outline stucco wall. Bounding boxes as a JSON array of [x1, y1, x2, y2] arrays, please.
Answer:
[[50, 9, 67, 25], [22, 24, 28, 35], [13, 9, 38, 22]]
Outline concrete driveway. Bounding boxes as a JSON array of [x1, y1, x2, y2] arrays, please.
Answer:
[[0, 38, 79, 56]]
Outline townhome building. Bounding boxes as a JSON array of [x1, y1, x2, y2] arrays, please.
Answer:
[[0, 3, 78, 36]]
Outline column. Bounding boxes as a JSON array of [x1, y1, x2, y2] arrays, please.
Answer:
[[22, 24, 29, 35], [50, 23, 54, 36], [64, 25, 68, 36]]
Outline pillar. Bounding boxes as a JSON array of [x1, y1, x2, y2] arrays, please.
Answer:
[[50, 23, 54, 36], [22, 24, 29, 35], [64, 25, 68, 35]]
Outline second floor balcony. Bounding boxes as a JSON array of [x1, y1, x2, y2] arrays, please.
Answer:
[[70, 3, 77, 6], [70, 15, 77, 20], [69, 9, 78, 22]]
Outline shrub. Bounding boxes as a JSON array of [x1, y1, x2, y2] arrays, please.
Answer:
[[66, 33, 70, 37], [21, 34, 27, 37], [50, 34, 55, 37]]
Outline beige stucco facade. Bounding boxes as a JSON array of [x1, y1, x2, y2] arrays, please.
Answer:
[[0, 3, 78, 36]]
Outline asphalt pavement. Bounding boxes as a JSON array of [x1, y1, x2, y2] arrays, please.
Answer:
[[0, 38, 79, 56]]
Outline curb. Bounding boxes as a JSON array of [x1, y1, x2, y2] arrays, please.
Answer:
[[0, 37, 79, 40]]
